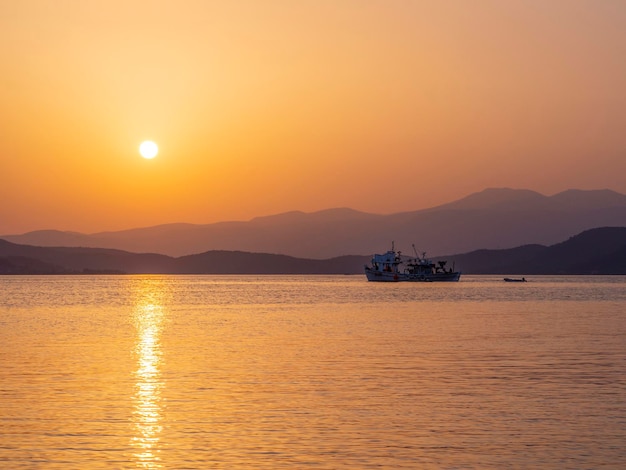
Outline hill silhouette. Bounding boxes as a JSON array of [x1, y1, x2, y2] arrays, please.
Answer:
[[444, 227, 626, 274], [0, 239, 366, 275], [1, 227, 624, 275], [2, 188, 625, 258]]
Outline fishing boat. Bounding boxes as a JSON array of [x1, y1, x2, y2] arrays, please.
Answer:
[[503, 277, 527, 282], [364, 243, 461, 282]]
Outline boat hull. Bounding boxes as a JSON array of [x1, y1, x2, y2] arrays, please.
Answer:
[[365, 269, 402, 282], [365, 268, 461, 282]]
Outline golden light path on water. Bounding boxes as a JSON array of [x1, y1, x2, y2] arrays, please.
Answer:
[[131, 281, 166, 469]]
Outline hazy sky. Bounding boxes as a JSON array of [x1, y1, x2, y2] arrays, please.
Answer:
[[2, 0, 625, 234]]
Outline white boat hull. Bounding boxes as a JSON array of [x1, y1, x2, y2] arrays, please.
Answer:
[[365, 267, 461, 282]]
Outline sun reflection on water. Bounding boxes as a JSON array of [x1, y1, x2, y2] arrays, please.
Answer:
[[131, 283, 166, 469]]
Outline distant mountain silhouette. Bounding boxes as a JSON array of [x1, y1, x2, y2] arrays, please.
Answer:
[[442, 227, 626, 274], [0, 256, 74, 275], [2, 188, 625, 258], [0, 239, 367, 275], [1, 227, 624, 275]]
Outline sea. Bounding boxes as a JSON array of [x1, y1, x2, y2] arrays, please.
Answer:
[[1, 275, 625, 469]]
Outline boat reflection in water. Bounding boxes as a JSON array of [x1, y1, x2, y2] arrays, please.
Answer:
[[131, 281, 166, 469]]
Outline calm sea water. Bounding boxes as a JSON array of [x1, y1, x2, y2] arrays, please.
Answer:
[[1, 275, 625, 469]]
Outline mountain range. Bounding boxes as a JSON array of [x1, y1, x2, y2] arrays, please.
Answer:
[[2, 188, 626, 259], [1, 227, 625, 275]]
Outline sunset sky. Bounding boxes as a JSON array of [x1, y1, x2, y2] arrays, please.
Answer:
[[2, 0, 625, 234]]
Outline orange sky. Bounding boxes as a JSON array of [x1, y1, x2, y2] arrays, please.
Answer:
[[1, 0, 625, 234]]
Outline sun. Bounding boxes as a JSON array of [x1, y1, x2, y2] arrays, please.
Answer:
[[139, 141, 158, 159]]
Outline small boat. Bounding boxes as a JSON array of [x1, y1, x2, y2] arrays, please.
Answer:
[[503, 277, 527, 282], [364, 243, 461, 282]]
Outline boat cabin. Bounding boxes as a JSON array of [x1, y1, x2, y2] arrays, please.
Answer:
[[370, 250, 402, 273]]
